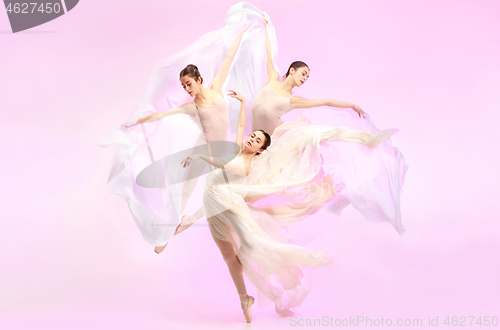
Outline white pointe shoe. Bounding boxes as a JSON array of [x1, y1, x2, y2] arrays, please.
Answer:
[[239, 293, 255, 323]]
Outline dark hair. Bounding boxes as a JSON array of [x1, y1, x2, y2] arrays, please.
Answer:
[[285, 61, 309, 78], [180, 64, 203, 84], [255, 129, 271, 155]]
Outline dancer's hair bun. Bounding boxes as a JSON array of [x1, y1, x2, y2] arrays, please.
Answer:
[[180, 64, 204, 84], [285, 61, 309, 78], [255, 129, 271, 155]]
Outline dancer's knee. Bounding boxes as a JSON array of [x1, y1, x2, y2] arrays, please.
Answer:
[[221, 250, 237, 264]]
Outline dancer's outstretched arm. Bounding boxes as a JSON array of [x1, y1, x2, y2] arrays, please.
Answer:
[[181, 90, 249, 176], [291, 97, 366, 118], [231, 90, 246, 152], [211, 24, 251, 96], [262, 16, 279, 87], [123, 103, 197, 127]]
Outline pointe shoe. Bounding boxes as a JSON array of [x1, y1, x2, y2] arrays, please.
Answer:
[[154, 243, 168, 254], [154, 216, 192, 254], [239, 293, 255, 323], [174, 215, 195, 236]]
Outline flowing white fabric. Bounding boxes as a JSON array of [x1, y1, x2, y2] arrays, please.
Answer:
[[277, 109, 408, 235], [98, 3, 276, 246], [203, 122, 396, 313], [260, 22, 408, 235]]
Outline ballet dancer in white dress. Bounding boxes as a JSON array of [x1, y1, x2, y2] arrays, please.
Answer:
[[181, 89, 397, 321]]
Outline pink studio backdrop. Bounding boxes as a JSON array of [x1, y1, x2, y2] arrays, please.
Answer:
[[1, 1, 499, 329]]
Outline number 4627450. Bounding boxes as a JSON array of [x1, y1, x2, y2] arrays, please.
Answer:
[[6, 3, 62, 14], [443, 316, 498, 327]]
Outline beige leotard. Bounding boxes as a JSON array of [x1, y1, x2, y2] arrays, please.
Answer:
[[194, 90, 229, 142], [251, 84, 292, 136]]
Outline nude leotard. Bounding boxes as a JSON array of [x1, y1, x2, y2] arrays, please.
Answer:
[[194, 90, 229, 143], [251, 84, 292, 136]]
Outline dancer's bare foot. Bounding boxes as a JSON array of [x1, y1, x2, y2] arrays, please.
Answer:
[[239, 293, 255, 323]]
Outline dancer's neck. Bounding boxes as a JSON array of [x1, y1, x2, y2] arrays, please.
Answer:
[[194, 86, 213, 103], [240, 146, 256, 163], [280, 76, 296, 94]]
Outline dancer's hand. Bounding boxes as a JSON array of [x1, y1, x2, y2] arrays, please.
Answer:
[[262, 14, 268, 27], [228, 90, 244, 102], [181, 154, 201, 168], [122, 122, 138, 128], [351, 104, 366, 118], [122, 117, 145, 127]]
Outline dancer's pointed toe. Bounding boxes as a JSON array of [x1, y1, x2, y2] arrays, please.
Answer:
[[174, 215, 195, 236], [240, 293, 255, 323], [154, 243, 168, 254]]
